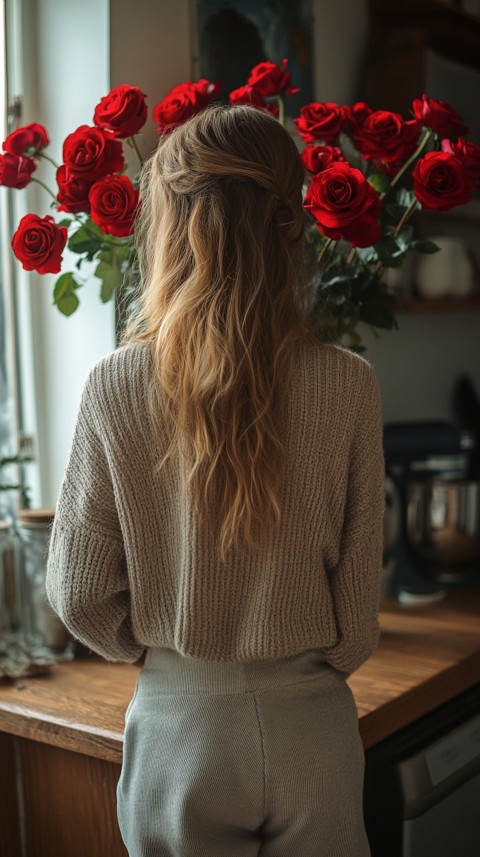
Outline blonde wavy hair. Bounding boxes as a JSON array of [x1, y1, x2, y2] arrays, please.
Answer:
[[123, 104, 310, 558]]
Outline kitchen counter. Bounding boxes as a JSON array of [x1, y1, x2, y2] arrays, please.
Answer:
[[1, 588, 480, 856], [1, 589, 480, 759]]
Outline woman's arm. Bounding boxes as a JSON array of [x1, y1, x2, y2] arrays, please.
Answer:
[[324, 362, 385, 675], [46, 367, 144, 663]]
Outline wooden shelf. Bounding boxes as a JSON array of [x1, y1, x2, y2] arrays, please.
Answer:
[[399, 295, 480, 314], [417, 198, 480, 224]]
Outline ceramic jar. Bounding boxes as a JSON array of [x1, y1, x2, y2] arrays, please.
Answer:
[[16, 508, 74, 663]]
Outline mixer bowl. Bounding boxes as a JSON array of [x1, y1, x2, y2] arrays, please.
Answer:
[[407, 480, 480, 571]]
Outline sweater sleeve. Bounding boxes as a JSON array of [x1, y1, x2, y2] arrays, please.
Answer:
[[324, 362, 385, 675], [46, 368, 144, 663]]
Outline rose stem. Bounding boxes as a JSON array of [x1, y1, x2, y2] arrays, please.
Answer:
[[71, 214, 128, 248], [394, 198, 419, 237], [128, 136, 144, 167], [346, 246, 356, 265], [38, 152, 60, 170], [31, 177, 57, 202], [371, 200, 419, 277], [277, 96, 285, 127], [387, 128, 434, 194], [317, 237, 333, 265]]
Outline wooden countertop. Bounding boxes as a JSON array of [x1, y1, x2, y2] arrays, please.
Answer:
[[1, 589, 479, 765]]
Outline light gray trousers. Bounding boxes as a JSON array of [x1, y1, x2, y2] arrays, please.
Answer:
[[116, 647, 371, 857]]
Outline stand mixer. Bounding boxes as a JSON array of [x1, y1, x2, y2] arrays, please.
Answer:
[[383, 421, 480, 599]]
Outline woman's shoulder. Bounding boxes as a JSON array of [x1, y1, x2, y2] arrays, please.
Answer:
[[298, 336, 377, 385], [83, 341, 153, 410]]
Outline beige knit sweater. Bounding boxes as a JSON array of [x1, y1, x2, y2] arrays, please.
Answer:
[[46, 338, 385, 674]]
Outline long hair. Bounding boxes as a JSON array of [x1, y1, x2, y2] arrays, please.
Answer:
[[123, 104, 309, 559]]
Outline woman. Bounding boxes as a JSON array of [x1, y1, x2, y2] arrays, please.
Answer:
[[46, 104, 384, 857]]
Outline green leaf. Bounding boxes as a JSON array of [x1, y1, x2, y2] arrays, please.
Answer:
[[95, 257, 122, 302], [85, 219, 107, 239], [368, 173, 391, 194], [397, 188, 415, 208], [68, 222, 104, 257], [57, 218, 72, 228], [384, 203, 407, 222], [53, 272, 81, 298], [57, 292, 80, 316], [52, 273, 81, 316], [360, 291, 397, 329], [396, 226, 414, 251], [98, 248, 114, 264], [410, 239, 441, 254], [355, 247, 378, 265], [374, 236, 409, 266]]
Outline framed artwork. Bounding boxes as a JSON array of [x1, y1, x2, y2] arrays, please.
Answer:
[[192, 0, 314, 113]]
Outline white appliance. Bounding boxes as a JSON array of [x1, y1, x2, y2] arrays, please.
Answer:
[[364, 683, 480, 856]]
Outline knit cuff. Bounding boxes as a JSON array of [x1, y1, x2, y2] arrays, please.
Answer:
[[46, 524, 144, 663], [324, 541, 383, 675]]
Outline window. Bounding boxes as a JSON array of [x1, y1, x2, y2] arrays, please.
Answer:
[[0, 0, 36, 516]]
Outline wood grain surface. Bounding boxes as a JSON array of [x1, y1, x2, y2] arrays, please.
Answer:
[[19, 737, 128, 857], [0, 588, 479, 762], [0, 732, 22, 857], [352, 588, 480, 748], [0, 659, 135, 764]]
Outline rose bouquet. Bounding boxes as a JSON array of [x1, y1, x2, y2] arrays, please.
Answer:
[[297, 95, 480, 344], [1, 60, 479, 345]]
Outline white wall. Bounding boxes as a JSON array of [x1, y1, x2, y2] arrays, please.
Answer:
[[109, 0, 192, 157], [312, 0, 369, 104], [19, 0, 114, 506], [20, 0, 192, 506]]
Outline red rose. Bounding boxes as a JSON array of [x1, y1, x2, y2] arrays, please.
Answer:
[[412, 95, 468, 139], [354, 111, 420, 163], [193, 79, 222, 104], [3, 123, 49, 156], [56, 165, 93, 213], [229, 84, 266, 108], [12, 214, 67, 274], [62, 125, 124, 181], [247, 59, 300, 97], [301, 145, 346, 174], [304, 162, 381, 247], [343, 102, 372, 131], [412, 151, 475, 211], [0, 152, 36, 188], [229, 85, 279, 117], [442, 137, 480, 186], [89, 174, 139, 237], [93, 84, 148, 138], [153, 79, 220, 134], [294, 102, 345, 144]]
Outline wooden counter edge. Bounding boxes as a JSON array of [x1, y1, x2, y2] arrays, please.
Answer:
[[2, 650, 480, 763], [359, 649, 480, 749], [0, 701, 124, 765]]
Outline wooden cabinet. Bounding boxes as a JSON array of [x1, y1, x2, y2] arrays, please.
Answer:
[[0, 735, 127, 857], [0, 659, 135, 857]]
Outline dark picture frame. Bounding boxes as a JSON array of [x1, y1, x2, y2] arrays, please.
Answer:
[[192, 0, 315, 114]]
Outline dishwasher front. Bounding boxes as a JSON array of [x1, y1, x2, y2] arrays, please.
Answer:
[[363, 682, 480, 857]]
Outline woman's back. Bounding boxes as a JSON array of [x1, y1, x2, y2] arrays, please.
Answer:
[[47, 335, 383, 670]]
